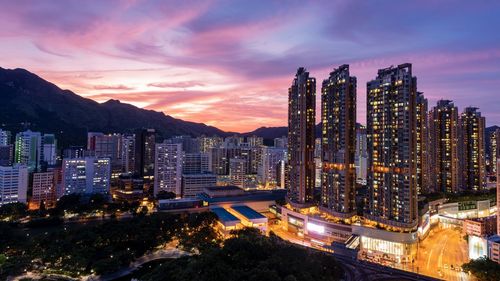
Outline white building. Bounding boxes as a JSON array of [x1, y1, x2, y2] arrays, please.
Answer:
[[259, 147, 286, 188], [0, 129, 11, 146], [154, 142, 183, 197], [182, 173, 217, 198], [230, 158, 247, 188], [42, 134, 57, 166], [61, 157, 111, 196], [0, 165, 28, 205]]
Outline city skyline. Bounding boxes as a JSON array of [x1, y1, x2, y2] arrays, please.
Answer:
[[1, 1, 500, 132]]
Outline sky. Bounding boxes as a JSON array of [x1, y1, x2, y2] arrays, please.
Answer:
[[1, 0, 500, 132]]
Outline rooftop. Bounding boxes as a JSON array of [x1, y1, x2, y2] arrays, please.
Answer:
[[211, 207, 240, 224], [231, 205, 266, 220]]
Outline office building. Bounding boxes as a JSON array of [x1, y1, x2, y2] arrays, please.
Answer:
[[0, 145, 13, 166], [287, 67, 316, 206], [154, 142, 183, 197], [14, 130, 42, 171], [61, 157, 111, 196], [135, 129, 156, 177], [42, 134, 57, 166], [171, 135, 200, 153], [209, 146, 228, 175], [183, 152, 209, 174], [320, 64, 357, 217], [182, 173, 217, 198], [0, 165, 28, 205], [429, 100, 460, 193], [32, 171, 56, 207], [459, 107, 486, 191], [366, 63, 418, 228]]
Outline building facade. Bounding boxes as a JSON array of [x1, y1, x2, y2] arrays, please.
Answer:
[[415, 92, 429, 194], [320, 64, 357, 217], [154, 142, 183, 197], [429, 100, 460, 193], [61, 157, 111, 196], [459, 107, 486, 191], [0, 165, 28, 205], [287, 67, 316, 206], [366, 63, 418, 228]]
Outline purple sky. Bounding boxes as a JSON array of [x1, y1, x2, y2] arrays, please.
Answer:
[[1, 0, 499, 131]]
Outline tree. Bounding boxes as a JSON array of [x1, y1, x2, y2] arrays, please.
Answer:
[[0, 202, 27, 220], [462, 257, 500, 281]]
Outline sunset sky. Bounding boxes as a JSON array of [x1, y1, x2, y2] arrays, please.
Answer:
[[1, 0, 500, 132]]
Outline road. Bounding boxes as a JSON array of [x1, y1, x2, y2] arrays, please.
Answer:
[[415, 227, 470, 281], [268, 222, 439, 281]]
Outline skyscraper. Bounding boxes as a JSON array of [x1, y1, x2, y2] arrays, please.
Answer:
[[320, 64, 357, 217], [366, 63, 417, 228], [490, 128, 500, 174], [259, 146, 286, 188], [429, 100, 460, 193], [355, 126, 368, 184], [287, 67, 316, 206], [135, 129, 155, 177], [415, 92, 429, 194], [459, 107, 486, 191], [121, 134, 136, 174], [154, 142, 183, 197]]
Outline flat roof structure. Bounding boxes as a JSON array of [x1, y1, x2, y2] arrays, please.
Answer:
[[231, 205, 266, 220], [211, 207, 240, 227]]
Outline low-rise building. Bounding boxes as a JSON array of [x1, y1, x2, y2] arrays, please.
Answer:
[[463, 216, 497, 237]]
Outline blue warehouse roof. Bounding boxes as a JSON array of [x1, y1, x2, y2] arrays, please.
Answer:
[[231, 205, 266, 220], [211, 207, 240, 224]]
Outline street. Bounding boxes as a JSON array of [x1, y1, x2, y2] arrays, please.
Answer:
[[415, 227, 470, 281]]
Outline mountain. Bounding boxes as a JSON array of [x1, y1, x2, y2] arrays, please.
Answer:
[[0, 67, 232, 148]]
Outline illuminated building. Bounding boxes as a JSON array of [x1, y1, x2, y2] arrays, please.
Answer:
[[0, 145, 13, 166], [259, 146, 286, 188], [32, 171, 56, 207], [463, 216, 497, 237], [0, 129, 11, 145], [135, 129, 155, 177], [154, 142, 183, 197], [14, 130, 41, 172], [198, 136, 223, 153], [121, 134, 136, 174], [229, 158, 247, 188], [459, 107, 486, 191], [497, 160, 500, 234], [183, 152, 210, 174], [490, 128, 500, 174], [87, 132, 122, 174], [274, 136, 288, 149], [366, 63, 418, 228], [415, 92, 429, 194], [429, 100, 460, 193], [0, 165, 28, 205], [247, 135, 264, 147], [355, 126, 368, 184], [320, 64, 357, 217], [61, 157, 111, 196], [287, 67, 316, 206], [208, 146, 228, 175], [181, 173, 216, 198]]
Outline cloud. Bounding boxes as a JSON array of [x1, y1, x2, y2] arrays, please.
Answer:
[[93, 84, 135, 90], [148, 81, 205, 88]]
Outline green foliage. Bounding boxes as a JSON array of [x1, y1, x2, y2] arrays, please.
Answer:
[[140, 228, 343, 281], [0, 212, 221, 279], [462, 257, 500, 281], [0, 202, 27, 220]]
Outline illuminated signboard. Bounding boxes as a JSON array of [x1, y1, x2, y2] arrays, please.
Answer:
[[307, 222, 325, 234]]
